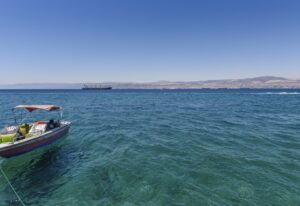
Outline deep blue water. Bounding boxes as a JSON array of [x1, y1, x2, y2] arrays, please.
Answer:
[[0, 89, 300, 206]]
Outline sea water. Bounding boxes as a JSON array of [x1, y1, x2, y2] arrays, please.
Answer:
[[0, 89, 299, 206]]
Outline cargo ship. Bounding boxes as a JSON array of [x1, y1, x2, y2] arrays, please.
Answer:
[[82, 84, 112, 90]]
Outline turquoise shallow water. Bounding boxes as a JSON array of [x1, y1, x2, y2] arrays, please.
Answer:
[[0, 89, 300, 206]]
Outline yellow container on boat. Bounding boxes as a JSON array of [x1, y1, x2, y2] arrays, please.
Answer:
[[19, 124, 31, 136], [19, 127, 27, 136]]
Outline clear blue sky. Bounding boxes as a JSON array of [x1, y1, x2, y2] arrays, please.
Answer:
[[0, 0, 299, 83]]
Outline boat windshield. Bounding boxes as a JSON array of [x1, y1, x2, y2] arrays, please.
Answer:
[[0, 125, 18, 135]]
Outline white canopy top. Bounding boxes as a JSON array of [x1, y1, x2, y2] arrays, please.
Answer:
[[14, 105, 62, 112]]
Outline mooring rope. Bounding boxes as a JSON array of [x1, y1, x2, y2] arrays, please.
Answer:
[[0, 167, 26, 206]]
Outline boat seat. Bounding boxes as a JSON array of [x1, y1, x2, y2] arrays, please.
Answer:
[[1, 125, 18, 135], [0, 125, 18, 143], [0, 133, 16, 143], [27, 122, 47, 137]]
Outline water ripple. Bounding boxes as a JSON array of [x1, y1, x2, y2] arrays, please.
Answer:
[[0, 90, 299, 205]]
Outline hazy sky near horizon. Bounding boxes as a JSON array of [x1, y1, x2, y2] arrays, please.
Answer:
[[0, 0, 300, 83]]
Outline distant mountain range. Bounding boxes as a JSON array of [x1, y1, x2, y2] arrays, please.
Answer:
[[1, 76, 300, 89]]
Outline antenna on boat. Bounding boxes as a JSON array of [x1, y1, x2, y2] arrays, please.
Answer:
[[12, 108, 17, 124], [59, 109, 63, 120]]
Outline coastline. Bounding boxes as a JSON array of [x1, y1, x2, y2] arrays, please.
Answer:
[[1, 76, 300, 90]]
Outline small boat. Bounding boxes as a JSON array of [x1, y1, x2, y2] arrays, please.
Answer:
[[0, 105, 70, 158]]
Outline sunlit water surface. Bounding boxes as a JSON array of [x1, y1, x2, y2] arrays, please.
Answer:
[[0, 89, 299, 206]]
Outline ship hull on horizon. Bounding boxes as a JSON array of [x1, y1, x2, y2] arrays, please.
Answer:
[[81, 87, 112, 90]]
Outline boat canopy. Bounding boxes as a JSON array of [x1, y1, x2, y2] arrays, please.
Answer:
[[13, 105, 62, 112]]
